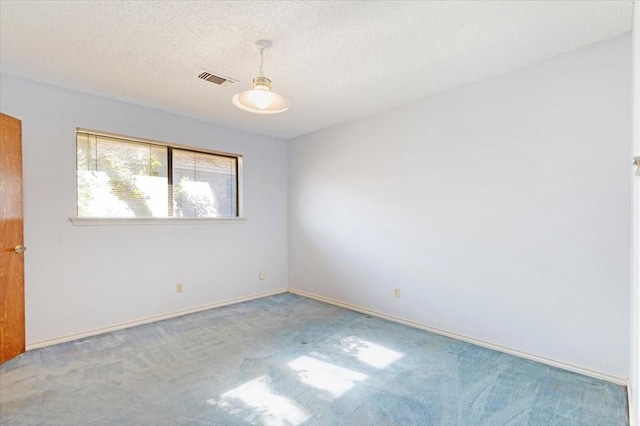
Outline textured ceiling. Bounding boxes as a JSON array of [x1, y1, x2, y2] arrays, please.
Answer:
[[0, 1, 633, 139]]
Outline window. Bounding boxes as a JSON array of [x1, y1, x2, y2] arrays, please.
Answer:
[[76, 130, 241, 219]]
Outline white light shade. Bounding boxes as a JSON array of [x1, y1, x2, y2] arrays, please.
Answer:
[[232, 89, 290, 114]]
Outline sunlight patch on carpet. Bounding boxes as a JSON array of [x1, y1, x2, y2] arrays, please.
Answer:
[[337, 336, 404, 369], [207, 375, 309, 426], [288, 355, 367, 398]]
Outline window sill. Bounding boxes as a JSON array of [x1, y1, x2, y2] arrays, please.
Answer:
[[70, 217, 247, 226]]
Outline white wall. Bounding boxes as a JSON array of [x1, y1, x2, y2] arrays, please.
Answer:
[[288, 35, 632, 379], [0, 74, 288, 346]]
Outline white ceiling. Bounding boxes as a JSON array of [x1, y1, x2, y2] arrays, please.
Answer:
[[0, 1, 633, 139]]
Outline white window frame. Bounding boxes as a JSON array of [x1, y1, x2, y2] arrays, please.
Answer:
[[70, 128, 244, 226]]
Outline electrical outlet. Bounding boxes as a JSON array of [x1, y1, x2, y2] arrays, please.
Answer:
[[259, 270, 265, 280], [394, 288, 400, 298], [176, 283, 183, 293]]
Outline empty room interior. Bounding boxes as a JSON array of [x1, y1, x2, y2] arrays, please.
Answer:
[[1, 1, 639, 425]]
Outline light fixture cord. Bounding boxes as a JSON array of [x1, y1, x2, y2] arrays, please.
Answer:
[[259, 48, 265, 77]]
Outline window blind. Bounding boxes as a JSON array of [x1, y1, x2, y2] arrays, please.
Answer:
[[172, 149, 238, 218], [76, 130, 239, 218]]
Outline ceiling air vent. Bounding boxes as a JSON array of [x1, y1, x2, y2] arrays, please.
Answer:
[[198, 71, 238, 88]]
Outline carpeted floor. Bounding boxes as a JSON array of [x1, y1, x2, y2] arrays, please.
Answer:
[[0, 293, 628, 425]]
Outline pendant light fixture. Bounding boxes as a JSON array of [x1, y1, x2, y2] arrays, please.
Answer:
[[232, 40, 290, 114]]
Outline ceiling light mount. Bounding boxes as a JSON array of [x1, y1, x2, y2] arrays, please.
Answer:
[[254, 39, 272, 51], [232, 39, 290, 114]]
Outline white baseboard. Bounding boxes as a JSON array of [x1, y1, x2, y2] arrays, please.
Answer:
[[26, 288, 288, 351], [288, 287, 628, 386]]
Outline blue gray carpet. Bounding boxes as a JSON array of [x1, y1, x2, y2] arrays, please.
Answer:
[[0, 293, 628, 425]]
